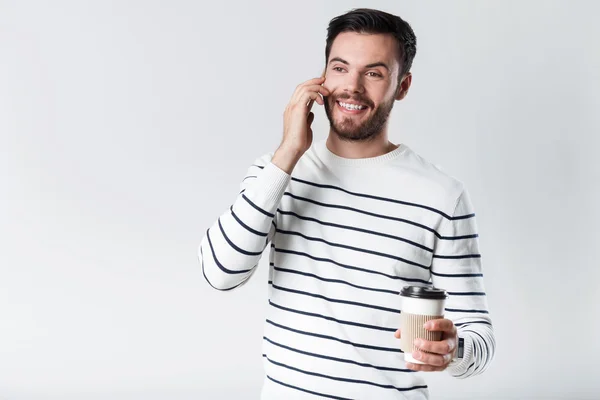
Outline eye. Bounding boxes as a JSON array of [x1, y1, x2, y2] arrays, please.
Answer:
[[333, 67, 346, 72], [367, 71, 383, 78]]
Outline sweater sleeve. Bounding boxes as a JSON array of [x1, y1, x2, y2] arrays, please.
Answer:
[[198, 154, 290, 291], [430, 188, 496, 378]]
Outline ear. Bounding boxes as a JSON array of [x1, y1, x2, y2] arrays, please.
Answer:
[[395, 72, 412, 101]]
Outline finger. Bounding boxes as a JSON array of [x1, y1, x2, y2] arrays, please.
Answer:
[[305, 96, 321, 108], [297, 86, 330, 106], [411, 350, 452, 367], [294, 85, 331, 105], [394, 329, 401, 339], [424, 319, 456, 333], [292, 78, 326, 98], [298, 90, 327, 109], [405, 362, 445, 372], [302, 76, 326, 86], [414, 338, 455, 355]]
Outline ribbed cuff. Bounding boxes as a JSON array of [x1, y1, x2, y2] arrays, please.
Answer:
[[446, 333, 474, 377], [244, 162, 291, 213]]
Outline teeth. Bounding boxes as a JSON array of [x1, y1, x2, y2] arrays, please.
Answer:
[[339, 101, 365, 110]]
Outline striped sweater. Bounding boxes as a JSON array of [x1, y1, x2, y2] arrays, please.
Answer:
[[199, 140, 495, 399]]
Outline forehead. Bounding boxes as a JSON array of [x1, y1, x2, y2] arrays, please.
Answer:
[[328, 31, 400, 69]]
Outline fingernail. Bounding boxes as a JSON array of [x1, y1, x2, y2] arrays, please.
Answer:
[[413, 351, 421, 360], [424, 322, 432, 329], [413, 338, 422, 347], [443, 354, 452, 363]]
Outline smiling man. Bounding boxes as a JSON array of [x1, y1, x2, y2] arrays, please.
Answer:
[[199, 8, 495, 399]]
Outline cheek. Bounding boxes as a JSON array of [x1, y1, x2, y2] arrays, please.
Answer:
[[368, 89, 392, 107], [322, 82, 335, 95], [323, 75, 343, 93]]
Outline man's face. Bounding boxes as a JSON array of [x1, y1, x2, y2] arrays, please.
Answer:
[[323, 32, 403, 142]]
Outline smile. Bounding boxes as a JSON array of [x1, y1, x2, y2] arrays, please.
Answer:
[[336, 101, 368, 113]]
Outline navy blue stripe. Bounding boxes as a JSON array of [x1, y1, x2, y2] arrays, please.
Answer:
[[269, 300, 396, 332], [272, 283, 400, 314], [265, 374, 352, 400], [430, 270, 483, 278], [253, 163, 474, 221], [218, 218, 263, 256], [455, 320, 492, 327], [272, 264, 399, 295], [263, 355, 428, 392], [284, 192, 473, 240], [263, 336, 413, 372], [447, 291, 486, 296], [445, 233, 479, 240], [200, 247, 245, 291], [451, 213, 475, 221], [274, 247, 431, 284], [242, 175, 257, 182], [276, 228, 429, 270], [445, 308, 489, 314], [277, 208, 433, 253], [284, 191, 439, 235], [290, 175, 472, 221], [206, 229, 253, 274], [230, 206, 268, 237], [433, 254, 481, 259], [242, 194, 274, 218], [266, 318, 402, 353], [268, 280, 273, 284]]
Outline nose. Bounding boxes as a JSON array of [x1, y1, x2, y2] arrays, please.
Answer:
[[343, 71, 365, 94]]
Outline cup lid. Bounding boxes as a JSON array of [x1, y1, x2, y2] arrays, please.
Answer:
[[400, 285, 448, 299]]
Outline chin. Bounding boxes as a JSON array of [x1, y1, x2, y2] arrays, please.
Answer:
[[331, 124, 381, 142]]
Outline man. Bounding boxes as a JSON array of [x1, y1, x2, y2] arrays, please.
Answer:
[[199, 8, 495, 399]]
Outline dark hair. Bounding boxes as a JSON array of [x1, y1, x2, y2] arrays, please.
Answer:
[[325, 8, 417, 80]]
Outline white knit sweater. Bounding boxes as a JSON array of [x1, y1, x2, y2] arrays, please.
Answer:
[[199, 140, 495, 399]]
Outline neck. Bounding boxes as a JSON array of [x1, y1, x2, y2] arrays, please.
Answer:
[[326, 128, 398, 159]]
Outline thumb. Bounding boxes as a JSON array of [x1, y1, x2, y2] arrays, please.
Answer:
[[394, 328, 401, 339]]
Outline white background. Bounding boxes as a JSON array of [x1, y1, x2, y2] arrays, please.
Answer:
[[1, 1, 599, 399]]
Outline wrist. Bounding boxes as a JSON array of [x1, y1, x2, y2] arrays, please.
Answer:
[[272, 145, 303, 174]]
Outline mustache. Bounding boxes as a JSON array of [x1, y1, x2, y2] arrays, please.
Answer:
[[329, 93, 374, 108]]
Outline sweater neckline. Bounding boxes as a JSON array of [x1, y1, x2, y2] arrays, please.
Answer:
[[316, 139, 408, 167]]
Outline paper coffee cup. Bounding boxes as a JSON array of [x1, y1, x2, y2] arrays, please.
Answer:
[[399, 286, 448, 364]]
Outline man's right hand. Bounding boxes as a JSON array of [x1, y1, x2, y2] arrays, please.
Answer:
[[272, 77, 330, 174]]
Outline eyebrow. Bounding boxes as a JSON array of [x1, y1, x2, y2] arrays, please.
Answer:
[[329, 57, 390, 71]]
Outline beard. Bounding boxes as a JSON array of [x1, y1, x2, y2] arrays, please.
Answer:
[[323, 92, 396, 142]]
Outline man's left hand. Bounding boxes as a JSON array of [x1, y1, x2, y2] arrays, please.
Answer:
[[394, 318, 457, 372]]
